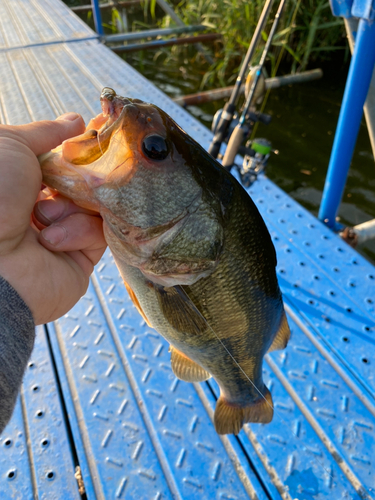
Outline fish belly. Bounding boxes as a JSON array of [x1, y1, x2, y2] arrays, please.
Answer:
[[113, 251, 286, 435]]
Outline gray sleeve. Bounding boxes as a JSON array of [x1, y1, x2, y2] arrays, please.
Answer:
[[0, 276, 35, 434]]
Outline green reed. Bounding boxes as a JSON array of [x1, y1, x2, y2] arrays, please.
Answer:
[[70, 0, 347, 89], [164, 0, 346, 87]]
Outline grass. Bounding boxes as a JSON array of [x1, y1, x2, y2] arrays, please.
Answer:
[[163, 0, 347, 87], [65, 0, 347, 89]]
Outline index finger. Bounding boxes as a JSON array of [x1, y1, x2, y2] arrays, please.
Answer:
[[0, 112, 86, 156]]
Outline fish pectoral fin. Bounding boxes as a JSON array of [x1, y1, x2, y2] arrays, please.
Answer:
[[154, 285, 207, 335], [267, 311, 290, 353], [123, 281, 153, 328], [214, 388, 274, 435], [170, 346, 211, 382]]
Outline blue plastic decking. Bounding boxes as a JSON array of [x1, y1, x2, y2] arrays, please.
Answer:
[[0, 1, 374, 499]]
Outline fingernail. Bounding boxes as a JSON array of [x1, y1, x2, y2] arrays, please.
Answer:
[[37, 199, 65, 222], [42, 225, 66, 246], [56, 112, 80, 122]]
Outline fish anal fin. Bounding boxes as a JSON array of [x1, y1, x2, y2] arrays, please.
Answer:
[[123, 281, 153, 328], [154, 285, 206, 335], [214, 388, 273, 435], [170, 347, 211, 382], [268, 312, 291, 353]]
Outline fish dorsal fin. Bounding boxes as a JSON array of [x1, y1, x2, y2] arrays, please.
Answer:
[[267, 311, 290, 353], [170, 346, 211, 382], [154, 285, 207, 335], [123, 281, 153, 328]]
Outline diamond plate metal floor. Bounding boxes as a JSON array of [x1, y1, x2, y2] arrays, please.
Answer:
[[0, 0, 97, 52], [0, 1, 374, 499]]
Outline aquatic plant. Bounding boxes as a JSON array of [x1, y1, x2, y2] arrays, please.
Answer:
[[65, 0, 347, 89], [162, 0, 347, 87]]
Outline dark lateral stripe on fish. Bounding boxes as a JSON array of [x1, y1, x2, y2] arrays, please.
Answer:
[[154, 285, 207, 335]]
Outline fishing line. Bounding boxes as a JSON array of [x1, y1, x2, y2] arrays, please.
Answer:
[[97, 130, 104, 156], [176, 287, 274, 408], [96, 128, 122, 187], [176, 284, 335, 483]]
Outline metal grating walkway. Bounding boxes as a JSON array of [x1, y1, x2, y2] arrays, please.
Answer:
[[0, 1, 374, 499]]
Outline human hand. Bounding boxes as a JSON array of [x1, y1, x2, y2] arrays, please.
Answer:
[[0, 113, 107, 325]]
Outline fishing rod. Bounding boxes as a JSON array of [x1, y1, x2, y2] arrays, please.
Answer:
[[222, 0, 287, 169], [207, 0, 274, 159]]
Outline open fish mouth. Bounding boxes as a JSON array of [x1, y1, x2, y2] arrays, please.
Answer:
[[38, 87, 138, 203], [67, 87, 130, 146], [48, 87, 138, 169]]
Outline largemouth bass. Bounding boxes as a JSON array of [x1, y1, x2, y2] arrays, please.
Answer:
[[39, 88, 290, 435]]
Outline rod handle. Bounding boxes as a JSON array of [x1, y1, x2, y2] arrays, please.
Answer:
[[208, 138, 223, 159], [208, 103, 236, 158], [221, 125, 245, 168]]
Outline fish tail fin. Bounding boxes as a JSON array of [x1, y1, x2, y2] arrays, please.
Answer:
[[268, 311, 290, 353], [214, 387, 274, 435]]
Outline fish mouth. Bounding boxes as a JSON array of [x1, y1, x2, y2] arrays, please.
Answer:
[[63, 87, 134, 151], [39, 87, 137, 198], [59, 88, 137, 174]]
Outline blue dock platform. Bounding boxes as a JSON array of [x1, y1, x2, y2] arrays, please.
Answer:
[[0, 1, 374, 499]]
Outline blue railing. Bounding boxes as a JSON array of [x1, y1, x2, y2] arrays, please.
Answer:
[[318, 0, 375, 229], [91, 0, 104, 36]]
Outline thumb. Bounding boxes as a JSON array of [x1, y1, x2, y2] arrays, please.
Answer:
[[7, 113, 86, 156]]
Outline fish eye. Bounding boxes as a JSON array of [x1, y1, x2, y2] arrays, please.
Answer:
[[142, 135, 169, 161]]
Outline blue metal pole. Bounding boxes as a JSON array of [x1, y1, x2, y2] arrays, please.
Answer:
[[318, 18, 375, 228], [91, 0, 104, 36]]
